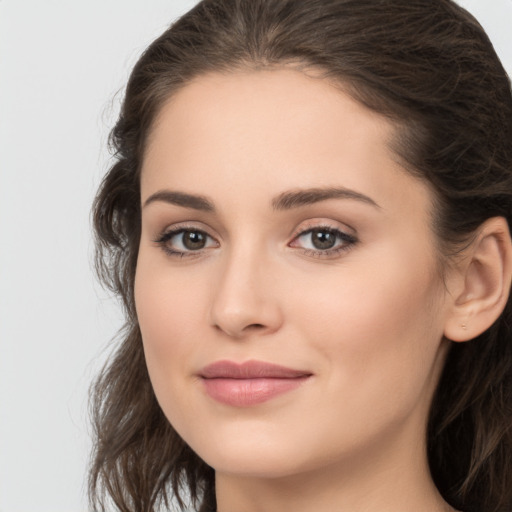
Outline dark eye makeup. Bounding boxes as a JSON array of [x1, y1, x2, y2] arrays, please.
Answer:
[[153, 227, 218, 258], [289, 226, 357, 257], [153, 224, 358, 259]]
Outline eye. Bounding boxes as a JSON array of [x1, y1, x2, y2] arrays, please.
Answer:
[[290, 226, 357, 257], [154, 228, 219, 257]]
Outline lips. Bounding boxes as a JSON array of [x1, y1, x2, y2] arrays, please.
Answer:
[[200, 360, 311, 379], [198, 360, 312, 407]]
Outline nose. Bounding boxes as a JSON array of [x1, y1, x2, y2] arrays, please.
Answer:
[[210, 249, 284, 339]]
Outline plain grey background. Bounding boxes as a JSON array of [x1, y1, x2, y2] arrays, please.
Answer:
[[0, 1, 510, 511]]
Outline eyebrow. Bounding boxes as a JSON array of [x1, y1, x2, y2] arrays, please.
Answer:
[[143, 190, 215, 211], [142, 186, 380, 212], [271, 187, 380, 211]]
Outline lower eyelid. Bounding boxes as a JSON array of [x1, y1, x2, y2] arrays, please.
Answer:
[[298, 240, 357, 260]]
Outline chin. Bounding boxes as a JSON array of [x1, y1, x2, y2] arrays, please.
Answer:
[[186, 427, 311, 478], [203, 451, 306, 479]]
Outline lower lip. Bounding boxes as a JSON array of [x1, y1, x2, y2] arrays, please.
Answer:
[[201, 377, 310, 407]]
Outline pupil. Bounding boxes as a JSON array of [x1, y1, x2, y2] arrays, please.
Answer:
[[312, 229, 336, 250], [183, 230, 206, 250]]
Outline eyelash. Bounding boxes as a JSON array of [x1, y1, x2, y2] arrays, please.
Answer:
[[290, 225, 357, 258], [153, 225, 218, 259], [153, 224, 358, 259]]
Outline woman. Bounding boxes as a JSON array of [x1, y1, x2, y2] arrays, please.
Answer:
[[89, 1, 512, 511]]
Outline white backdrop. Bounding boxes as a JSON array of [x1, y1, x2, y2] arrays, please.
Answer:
[[0, 1, 510, 511]]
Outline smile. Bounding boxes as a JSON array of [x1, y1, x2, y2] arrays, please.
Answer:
[[199, 360, 313, 407]]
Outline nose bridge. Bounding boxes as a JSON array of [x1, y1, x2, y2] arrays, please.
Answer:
[[210, 237, 282, 338]]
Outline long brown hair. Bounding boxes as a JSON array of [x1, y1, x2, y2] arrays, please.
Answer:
[[90, 1, 512, 511]]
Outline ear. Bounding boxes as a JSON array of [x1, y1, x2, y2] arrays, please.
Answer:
[[444, 217, 512, 342]]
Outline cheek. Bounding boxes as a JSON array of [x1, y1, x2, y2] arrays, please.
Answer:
[[289, 248, 445, 398], [134, 256, 203, 392], [134, 258, 217, 442], [270, 253, 446, 463]]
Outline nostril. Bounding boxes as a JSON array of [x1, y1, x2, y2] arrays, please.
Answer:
[[213, 322, 264, 331], [246, 323, 265, 330]]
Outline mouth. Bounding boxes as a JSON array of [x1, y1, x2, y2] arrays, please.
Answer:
[[198, 360, 313, 407]]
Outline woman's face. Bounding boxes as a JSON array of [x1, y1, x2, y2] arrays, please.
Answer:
[[135, 69, 452, 479]]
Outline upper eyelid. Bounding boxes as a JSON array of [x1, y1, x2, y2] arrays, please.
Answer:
[[155, 229, 219, 250], [155, 222, 219, 239], [291, 226, 357, 246], [154, 219, 356, 243], [295, 226, 351, 238], [290, 219, 356, 239]]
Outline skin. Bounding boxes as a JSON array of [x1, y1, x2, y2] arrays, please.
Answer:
[[135, 68, 459, 512]]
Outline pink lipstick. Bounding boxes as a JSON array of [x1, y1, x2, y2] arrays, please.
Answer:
[[198, 360, 312, 407]]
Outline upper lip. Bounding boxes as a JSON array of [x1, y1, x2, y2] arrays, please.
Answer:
[[199, 360, 312, 379]]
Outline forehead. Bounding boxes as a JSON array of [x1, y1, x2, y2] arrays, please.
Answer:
[[141, 68, 433, 226], [145, 67, 394, 157]]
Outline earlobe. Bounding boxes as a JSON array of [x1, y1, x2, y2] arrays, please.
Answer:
[[444, 217, 512, 343]]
